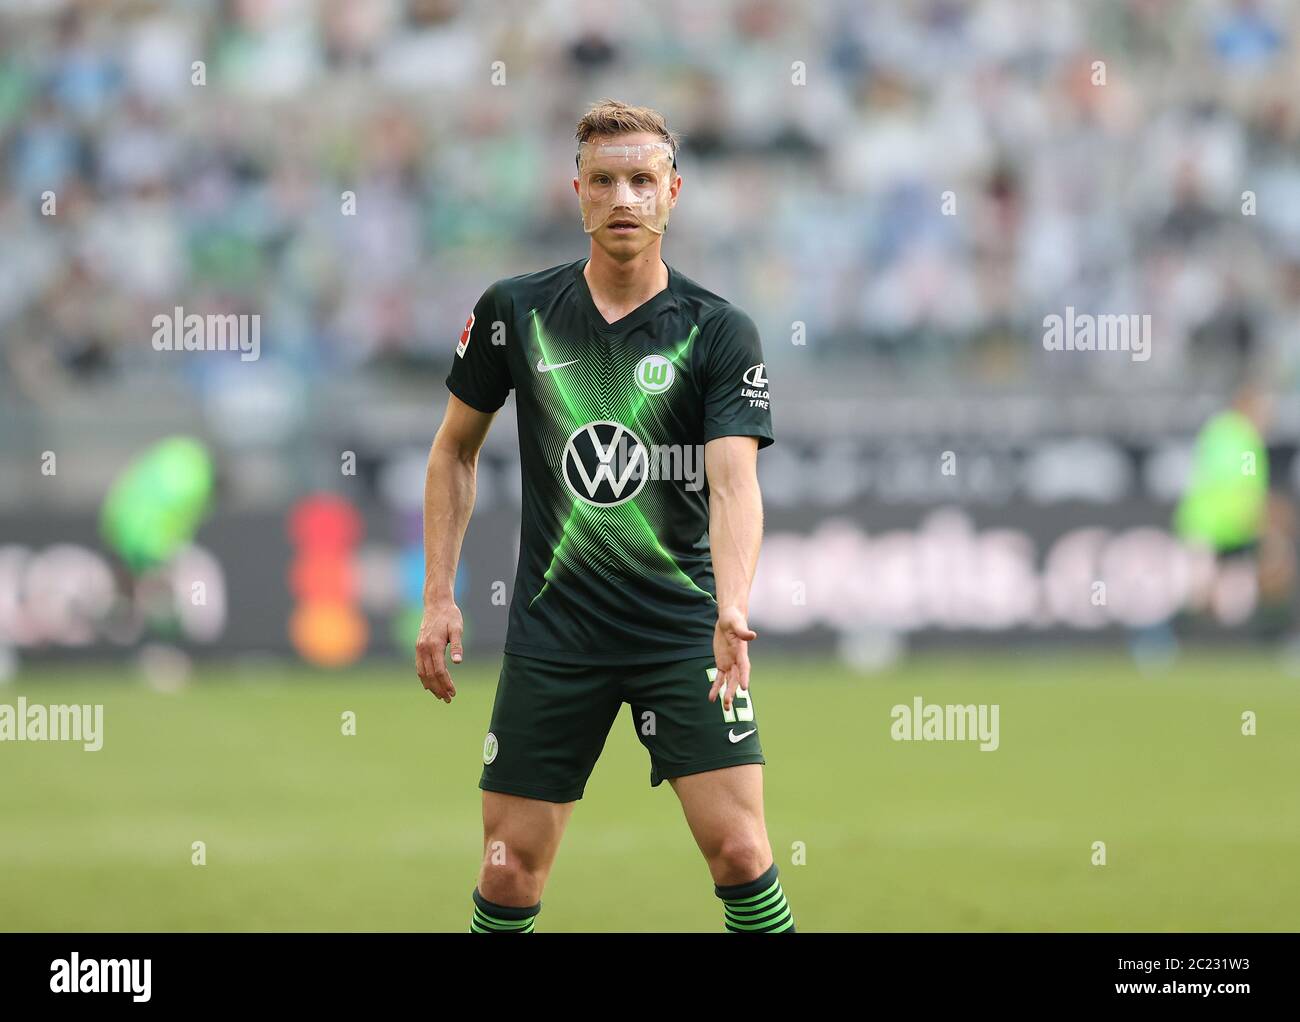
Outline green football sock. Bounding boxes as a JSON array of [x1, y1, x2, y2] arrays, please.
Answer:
[[469, 888, 540, 933], [715, 863, 795, 933]]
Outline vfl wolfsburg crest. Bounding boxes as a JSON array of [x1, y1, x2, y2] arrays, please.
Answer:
[[562, 421, 649, 507], [635, 354, 674, 394]]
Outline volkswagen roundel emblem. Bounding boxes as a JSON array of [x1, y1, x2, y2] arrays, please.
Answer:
[[562, 421, 649, 506]]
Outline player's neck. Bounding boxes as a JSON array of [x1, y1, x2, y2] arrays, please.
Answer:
[[583, 246, 668, 322]]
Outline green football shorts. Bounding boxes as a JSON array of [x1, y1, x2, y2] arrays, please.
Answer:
[[478, 653, 765, 803]]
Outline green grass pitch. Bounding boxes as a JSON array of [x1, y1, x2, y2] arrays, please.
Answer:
[[2, 651, 1297, 931]]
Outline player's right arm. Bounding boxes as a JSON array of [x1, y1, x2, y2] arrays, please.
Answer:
[[419, 283, 513, 701], [416, 394, 496, 702]]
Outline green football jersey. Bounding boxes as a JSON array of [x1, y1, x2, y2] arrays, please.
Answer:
[[446, 259, 774, 664]]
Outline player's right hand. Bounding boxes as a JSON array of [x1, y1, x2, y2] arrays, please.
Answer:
[[415, 601, 463, 703]]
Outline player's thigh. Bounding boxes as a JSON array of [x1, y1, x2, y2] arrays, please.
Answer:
[[668, 763, 771, 878], [480, 790, 575, 871], [477, 790, 575, 905]]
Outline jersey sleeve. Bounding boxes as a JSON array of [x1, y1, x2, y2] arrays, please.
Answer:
[[701, 306, 774, 449], [446, 282, 513, 413]]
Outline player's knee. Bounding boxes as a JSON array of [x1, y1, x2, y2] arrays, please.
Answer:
[[478, 850, 547, 905], [710, 833, 771, 886]]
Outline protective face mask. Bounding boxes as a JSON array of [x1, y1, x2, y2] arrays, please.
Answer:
[[576, 141, 677, 235]]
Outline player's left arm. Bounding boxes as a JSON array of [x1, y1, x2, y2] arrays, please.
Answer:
[[705, 434, 762, 713]]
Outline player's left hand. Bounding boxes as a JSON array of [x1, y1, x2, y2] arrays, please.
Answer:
[[709, 605, 757, 713]]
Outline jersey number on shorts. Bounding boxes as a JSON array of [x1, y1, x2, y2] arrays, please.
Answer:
[[707, 667, 754, 723]]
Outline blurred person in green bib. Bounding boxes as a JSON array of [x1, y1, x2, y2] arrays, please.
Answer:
[[1176, 383, 1296, 636], [99, 436, 217, 646]]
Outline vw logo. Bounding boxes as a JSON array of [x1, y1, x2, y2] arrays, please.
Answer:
[[562, 421, 649, 506]]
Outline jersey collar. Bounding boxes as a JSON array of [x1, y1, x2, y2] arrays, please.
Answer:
[[575, 258, 679, 334]]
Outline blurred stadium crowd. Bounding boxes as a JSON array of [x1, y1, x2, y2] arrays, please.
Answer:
[[0, 0, 1297, 438], [0, 0, 1297, 660]]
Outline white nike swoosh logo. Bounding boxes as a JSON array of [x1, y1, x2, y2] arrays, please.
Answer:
[[728, 728, 756, 744], [536, 358, 578, 373]]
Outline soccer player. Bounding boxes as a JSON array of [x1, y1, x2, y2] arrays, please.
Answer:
[[415, 100, 794, 933]]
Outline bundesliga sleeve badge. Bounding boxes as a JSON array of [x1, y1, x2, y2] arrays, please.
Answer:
[[456, 312, 475, 358]]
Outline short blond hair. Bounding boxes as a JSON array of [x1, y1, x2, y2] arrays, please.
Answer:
[[575, 99, 679, 166]]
